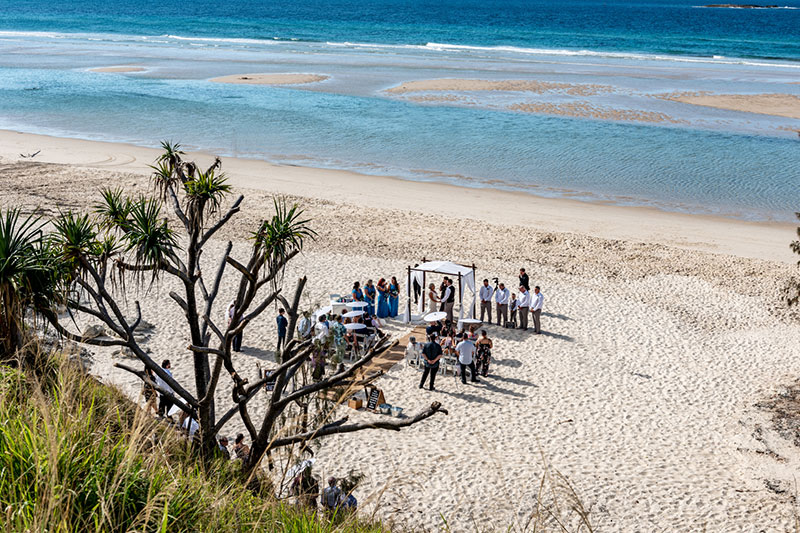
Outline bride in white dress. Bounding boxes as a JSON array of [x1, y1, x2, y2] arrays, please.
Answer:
[[426, 283, 440, 314]]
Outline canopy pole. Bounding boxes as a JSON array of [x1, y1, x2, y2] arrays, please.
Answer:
[[422, 271, 426, 315], [472, 263, 477, 318], [406, 265, 412, 323], [458, 271, 463, 324]]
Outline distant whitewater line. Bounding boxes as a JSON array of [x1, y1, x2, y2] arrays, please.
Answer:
[[1, 29, 800, 68]]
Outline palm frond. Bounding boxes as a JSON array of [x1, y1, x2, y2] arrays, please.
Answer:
[[183, 169, 231, 223], [51, 211, 100, 273], [123, 198, 177, 276], [253, 198, 316, 282], [95, 188, 132, 232]]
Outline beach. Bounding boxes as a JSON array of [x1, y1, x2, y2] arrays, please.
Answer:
[[2, 130, 800, 530]]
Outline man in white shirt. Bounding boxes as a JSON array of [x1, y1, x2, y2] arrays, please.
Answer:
[[494, 282, 510, 326], [405, 336, 422, 367], [314, 315, 330, 343], [155, 359, 175, 417], [479, 279, 494, 324], [297, 311, 312, 340], [517, 286, 531, 331], [455, 333, 479, 384], [531, 286, 544, 334]]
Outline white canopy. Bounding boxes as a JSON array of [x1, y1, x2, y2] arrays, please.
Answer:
[[405, 260, 476, 323]]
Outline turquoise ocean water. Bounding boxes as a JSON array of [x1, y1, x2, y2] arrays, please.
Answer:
[[0, 0, 799, 220]]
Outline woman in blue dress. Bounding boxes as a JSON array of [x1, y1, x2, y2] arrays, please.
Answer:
[[351, 281, 364, 303], [388, 276, 399, 318], [363, 279, 376, 316], [376, 278, 390, 318]]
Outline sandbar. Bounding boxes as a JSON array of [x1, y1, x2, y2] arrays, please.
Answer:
[[210, 73, 329, 86], [666, 92, 800, 119], [89, 66, 146, 73], [385, 78, 613, 96]]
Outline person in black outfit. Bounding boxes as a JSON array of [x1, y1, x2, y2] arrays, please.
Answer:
[[276, 308, 288, 351], [519, 268, 530, 291], [419, 335, 442, 391], [425, 320, 442, 338]]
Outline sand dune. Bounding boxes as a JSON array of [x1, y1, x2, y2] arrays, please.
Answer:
[[210, 73, 329, 86]]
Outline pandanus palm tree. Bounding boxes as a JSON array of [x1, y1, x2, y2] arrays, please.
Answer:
[[0, 209, 58, 356]]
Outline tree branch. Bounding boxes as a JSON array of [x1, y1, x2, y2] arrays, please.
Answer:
[[268, 402, 447, 449], [115, 362, 198, 419], [198, 196, 243, 250]]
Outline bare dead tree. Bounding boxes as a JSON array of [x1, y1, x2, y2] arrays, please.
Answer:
[[788, 212, 800, 307], [40, 143, 447, 468]]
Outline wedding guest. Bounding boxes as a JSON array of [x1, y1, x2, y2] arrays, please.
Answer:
[[142, 366, 157, 416], [227, 300, 242, 352], [376, 278, 390, 318], [509, 293, 519, 325], [276, 308, 288, 351], [155, 359, 174, 417], [517, 285, 531, 330], [441, 278, 455, 323], [233, 433, 250, 462], [218, 436, 231, 460], [420, 334, 443, 391], [495, 282, 510, 326], [315, 315, 330, 343], [475, 330, 493, 377], [321, 477, 342, 516], [351, 281, 364, 302], [479, 278, 494, 323], [388, 276, 400, 318], [519, 268, 530, 291], [467, 325, 479, 341], [370, 314, 385, 336], [455, 333, 479, 384], [297, 311, 312, 340], [405, 336, 422, 366], [364, 279, 376, 316], [292, 466, 319, 510], [426, 283, 440, 314], [531, 286, 544, 334], [425, 319, 442, 338], [332, 315, 347, 361]]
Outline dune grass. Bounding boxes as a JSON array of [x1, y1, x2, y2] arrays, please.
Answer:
[[0, 348, 385, 533]]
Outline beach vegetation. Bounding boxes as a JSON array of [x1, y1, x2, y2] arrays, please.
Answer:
[[788, 212, 800, 308], [11, 144, 446, 483]]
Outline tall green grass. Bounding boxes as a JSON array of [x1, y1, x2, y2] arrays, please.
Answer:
[[0, 350, 385, 533]]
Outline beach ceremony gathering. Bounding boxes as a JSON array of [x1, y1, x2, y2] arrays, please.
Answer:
[[1, 0, 800, 531]]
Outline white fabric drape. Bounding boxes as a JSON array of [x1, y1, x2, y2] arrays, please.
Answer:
[[459, 269, 476, 321]]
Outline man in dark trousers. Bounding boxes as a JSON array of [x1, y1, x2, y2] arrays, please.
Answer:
[[276, 308, 288, 351], [519, 268, 530, 291], [419, 334, 442, 391]]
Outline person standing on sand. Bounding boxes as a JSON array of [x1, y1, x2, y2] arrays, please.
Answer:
[[426, 283, 440, 314], [531, 286, 544, 334], [442, 278, 455, 323], [142, 366, 157, 415], [155, 359, 174, 417], [233, 433, 250, 462], [479, 278, 494, 323], [420, 334, 443, 391], [519, 268, 530, 291], [351, 281, 364, 302], [517, 286, 531, 330], [364, 280, 376, 316], [495, 282, 510, 326], [376, 278, 390, 318], [218, 437, 231, 460], [509, 293, 519, 325], [412, 265, 422, 304], [475, 330, 493, 377], [276, 308, 288, 351], [455, 333, 479, 384], [388, 276, 400, 318], [321, 477, 342, 515], [228, 300, 243, 352], [297, 311, 312, 340]]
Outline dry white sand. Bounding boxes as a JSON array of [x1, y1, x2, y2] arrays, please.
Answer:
[[210, 73, 329, 86], [89, 66, 146, 73], [2, 131, 800, 531]]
